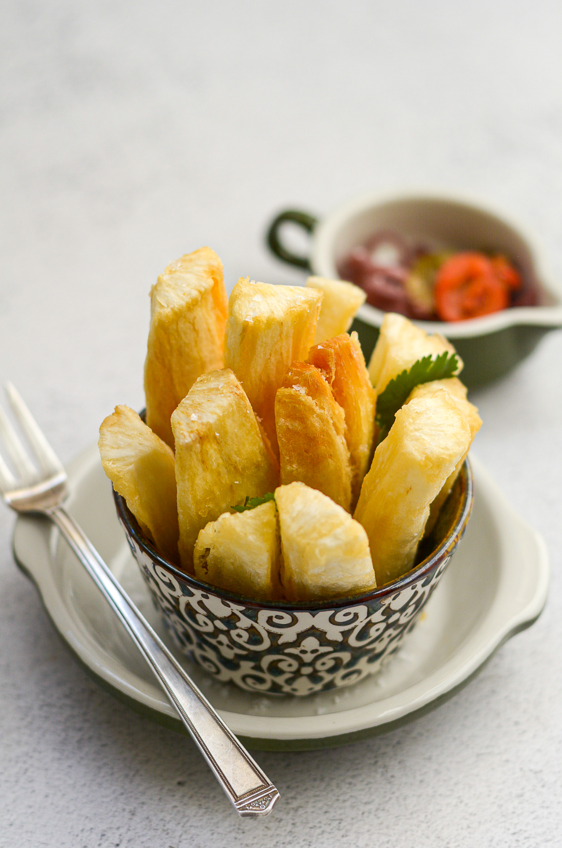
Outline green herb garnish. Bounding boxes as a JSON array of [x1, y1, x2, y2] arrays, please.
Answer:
[[232, 492, 275, 513], [375, 351, 459, 444]]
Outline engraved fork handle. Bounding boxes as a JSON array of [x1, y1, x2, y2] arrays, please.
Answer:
[[46, 504, 279, 817]]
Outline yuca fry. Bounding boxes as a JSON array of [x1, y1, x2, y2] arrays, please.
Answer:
[[354, 389, 471, 586], [275, 362, 352, 511], [144, 246, 227, 447], [305, 276, 366, 344], [275, 482, 375, 602], [367, 312, 462, 395], [99, 405, 179, 564], [224, 277, 322, 455], [408, 378, 481, 534], [193, 501, 280, 600], [308, 332, 376, 507], [171, 369, 279, 572]]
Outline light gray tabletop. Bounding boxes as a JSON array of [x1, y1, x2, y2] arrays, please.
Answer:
[[1, 1, 561, 845]]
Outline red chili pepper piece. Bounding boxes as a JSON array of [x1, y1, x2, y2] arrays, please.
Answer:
[[434, 252, 510, 321]]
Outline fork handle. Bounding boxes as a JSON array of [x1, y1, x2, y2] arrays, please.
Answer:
[[46, 504, 279, 818]]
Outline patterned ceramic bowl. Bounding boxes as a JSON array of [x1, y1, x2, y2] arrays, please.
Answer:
[[113, 460, 473, 697], [266, 192, 562, 389]]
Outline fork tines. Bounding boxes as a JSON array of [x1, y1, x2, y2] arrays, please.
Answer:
[[0, 383, 64, 490]]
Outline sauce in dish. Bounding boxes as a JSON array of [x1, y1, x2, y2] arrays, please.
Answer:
[[337, 230, 538, 321]]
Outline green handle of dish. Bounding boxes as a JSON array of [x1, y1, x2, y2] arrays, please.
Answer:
[[266, 209, 318, 271]]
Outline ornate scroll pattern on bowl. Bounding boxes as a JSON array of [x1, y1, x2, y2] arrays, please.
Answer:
[[122, 521, 450, 696]]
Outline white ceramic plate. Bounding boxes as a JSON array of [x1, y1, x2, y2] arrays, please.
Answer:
[[12, 445, 549, 751]]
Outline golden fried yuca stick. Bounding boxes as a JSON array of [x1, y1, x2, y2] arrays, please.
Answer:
[[99, 405, 179, 564], [308, 332, 376, 507], [354, 389, 471, 586], [193, 502, 280, 600], [275, 362, 352, 511], [305, 276, 366, 344], [367, 312, 462, 394], [275, 482, 376, 602], [224, 278, 322, 454], [408, 378, 481, 534], [171, 369, 279, 572], [144, 246, 227, 447], [408, 377, 480, 432]]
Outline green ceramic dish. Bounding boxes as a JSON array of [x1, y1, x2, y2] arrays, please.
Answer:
[[266, 193, 562, 389]]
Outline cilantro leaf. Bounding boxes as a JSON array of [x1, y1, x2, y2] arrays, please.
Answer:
[[375, 351, 459, 444], [232, 492, 276, 513]]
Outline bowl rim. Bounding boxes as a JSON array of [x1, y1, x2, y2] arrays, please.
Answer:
[[113, 458, 474, 613], [311, 189, 562, 338]]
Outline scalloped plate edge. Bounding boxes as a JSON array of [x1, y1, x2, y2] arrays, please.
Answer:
[[11, 447, 549, 750]]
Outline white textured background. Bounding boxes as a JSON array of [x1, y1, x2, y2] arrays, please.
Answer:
[[1, 1, 562, 846]]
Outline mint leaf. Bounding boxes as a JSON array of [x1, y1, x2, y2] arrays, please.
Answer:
[[375, 352, 459, 444], [232, 492, 275, 513]]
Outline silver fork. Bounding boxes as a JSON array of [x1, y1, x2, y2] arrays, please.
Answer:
[[0, 383, 279, 818]]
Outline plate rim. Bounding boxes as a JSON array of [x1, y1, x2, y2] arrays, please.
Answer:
[[11, 445, 550, 751]]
